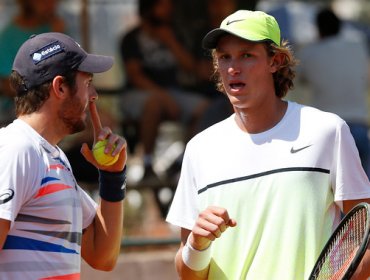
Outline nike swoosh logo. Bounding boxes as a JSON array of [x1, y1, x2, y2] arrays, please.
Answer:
[[226, 19, 245, 25], [290, 145, 312, 154]]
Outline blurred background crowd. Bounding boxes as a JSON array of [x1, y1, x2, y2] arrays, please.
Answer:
[[0, 0, 370, 279]]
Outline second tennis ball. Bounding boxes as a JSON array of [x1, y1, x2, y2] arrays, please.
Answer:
[[92, 140, 119, 166]]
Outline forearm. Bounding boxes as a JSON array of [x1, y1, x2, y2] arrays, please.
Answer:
[[173, 208, 237, 279], [92, 200, 124, 269], [156, 27, 195, 72], [175, 245, 210, 280], [82, 169, 126, 270], [166, 42, 196, 72], [127, 71, 173, 102], [131, 75, 164, 93], [0, 219, 10, 250], [165, 40, 195, 72], [129, 73, 173, 100], [352, 247, 370, 280], [81, 201, 123, 271]]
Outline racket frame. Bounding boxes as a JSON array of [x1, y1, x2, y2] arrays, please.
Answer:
[[309, 202, 370, 280]]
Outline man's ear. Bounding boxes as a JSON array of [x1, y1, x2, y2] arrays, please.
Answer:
[[51, 75, 67, 99], [270, 52, 285, 73]]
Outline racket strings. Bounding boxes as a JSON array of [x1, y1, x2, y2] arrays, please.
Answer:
[[313, 209, 367, 280]]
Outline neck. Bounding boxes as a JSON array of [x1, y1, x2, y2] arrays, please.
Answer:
[[234, 99, 288, 134]]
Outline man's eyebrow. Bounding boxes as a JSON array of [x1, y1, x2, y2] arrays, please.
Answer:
[[216, 46, 255, 53]]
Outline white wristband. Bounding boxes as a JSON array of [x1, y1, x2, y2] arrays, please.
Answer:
[[182, 236, 212, 271]]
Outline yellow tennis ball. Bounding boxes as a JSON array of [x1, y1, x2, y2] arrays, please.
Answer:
[[92, 140, 119, 166]]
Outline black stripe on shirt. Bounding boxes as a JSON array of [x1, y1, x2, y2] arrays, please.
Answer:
[[197, 167, 330, 194]]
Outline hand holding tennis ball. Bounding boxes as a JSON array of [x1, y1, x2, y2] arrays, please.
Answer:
[[93, 139, 119, 166], [80, 101, 127, 171]]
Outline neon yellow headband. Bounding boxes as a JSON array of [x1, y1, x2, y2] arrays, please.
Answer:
[[202, 10, 281, 49]]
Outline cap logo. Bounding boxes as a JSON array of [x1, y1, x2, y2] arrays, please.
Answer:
[[226, 18, 245, 25], [31, 40, 64, 64]]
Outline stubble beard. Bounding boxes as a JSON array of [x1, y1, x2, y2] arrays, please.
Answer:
[[59, 95, 87, 135]]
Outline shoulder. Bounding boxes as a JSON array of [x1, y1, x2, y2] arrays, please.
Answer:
[[120, 26, 142, 55], [187, 116, 235, 149], [300, 103, 344, 122], [292, 101, 342, 119], [121, 26, 141, 44], [0, 121, 41, 158], [292, 102, 347, 132]]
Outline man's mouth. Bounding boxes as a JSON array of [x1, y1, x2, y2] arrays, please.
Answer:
[[229, 82, 245, 90]]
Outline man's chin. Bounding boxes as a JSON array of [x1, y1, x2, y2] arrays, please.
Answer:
[[69, 121, 86, 135]]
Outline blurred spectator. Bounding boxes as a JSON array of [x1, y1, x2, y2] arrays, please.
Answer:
[[0, 0, 65, 125], [297, 7, 370, 177], [192, 0, 237, 93], [119, 0, 208, 188], [163, 0, 238, 184], [192, 0, 237, 131]]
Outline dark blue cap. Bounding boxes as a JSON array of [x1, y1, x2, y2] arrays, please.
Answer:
[[13, 32, 114, 90]]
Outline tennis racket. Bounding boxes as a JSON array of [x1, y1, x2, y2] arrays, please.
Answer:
[[309, 202, 370, 280]]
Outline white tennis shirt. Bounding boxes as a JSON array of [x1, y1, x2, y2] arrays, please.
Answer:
[[0, 119, 97, 279], [167, 101, 370, 279]]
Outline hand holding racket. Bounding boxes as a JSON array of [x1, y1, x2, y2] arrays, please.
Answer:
[[309, 202, 370, 280]]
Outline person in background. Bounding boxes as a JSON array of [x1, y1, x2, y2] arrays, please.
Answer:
[[164, 0, 238, 185], [297, 7, 370, 177], [166, 10, 370, 279], [192, 0, 237, 131], [192, 0, 238, 97], [119, 0, 208, 187], [0, 32, 127, 279], [0, 0, 65, 126]]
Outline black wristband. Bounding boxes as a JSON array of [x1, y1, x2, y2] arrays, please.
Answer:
[[98, 166, 127, 202]]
